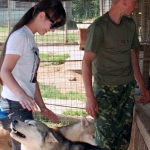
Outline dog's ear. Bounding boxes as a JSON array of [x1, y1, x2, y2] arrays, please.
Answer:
[[81, 116, 89, 128], [46, 132, 58, 143]]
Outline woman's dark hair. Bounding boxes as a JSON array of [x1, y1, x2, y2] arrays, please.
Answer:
[[0, 0, 66, 85]]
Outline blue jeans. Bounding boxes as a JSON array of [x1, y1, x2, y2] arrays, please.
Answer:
[[0, 97, 33, 150]]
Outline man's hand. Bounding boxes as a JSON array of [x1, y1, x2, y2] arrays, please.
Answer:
[[139, 86, 150, 104], [19, 94, 38, 112], [86, 97, 99, 118]]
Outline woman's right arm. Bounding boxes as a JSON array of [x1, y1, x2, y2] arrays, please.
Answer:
[[0, 54, 37, 111]]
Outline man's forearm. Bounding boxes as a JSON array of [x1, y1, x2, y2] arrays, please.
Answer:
[[131, 49, 145, 87], [82, 60, 94, 98]]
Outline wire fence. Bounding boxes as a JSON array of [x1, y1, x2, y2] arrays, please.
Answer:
[[133, 0, 150, 92], [0, 0, 150, 125]]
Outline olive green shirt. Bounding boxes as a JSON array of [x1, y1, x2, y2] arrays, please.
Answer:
[[84, 13, 139, 85]]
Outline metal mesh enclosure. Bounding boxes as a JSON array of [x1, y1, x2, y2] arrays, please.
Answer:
[[0, 0, 102, 124], [0, 0, 150, 125], [133, 0, 150, 93]]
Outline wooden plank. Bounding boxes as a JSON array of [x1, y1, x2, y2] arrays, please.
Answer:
[[136, 115, 150, 150], [140, 0, 150, 43], [144, 144, 149, 150], [129, 111, 140, 150], [134, 96, 142, 102], [138, 103, 150, 118], [135, 102, 150, 150], [138, 132, 146, 150], [142, 45, 150, 88]]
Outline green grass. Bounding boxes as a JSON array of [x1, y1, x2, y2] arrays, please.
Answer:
[[0, 27, 78, 43], [35, 116, 68, 127], [39, 84, 86, 102], [0, 26, 9, 32], [62, 109, 88, 116], [39, 53, 70, 65], [34, 112, 76, 126], [35, 32, 78, 43]]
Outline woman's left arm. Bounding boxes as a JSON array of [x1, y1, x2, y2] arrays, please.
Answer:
[[131, 49, 150, 104], [34, 82, 59, 123]]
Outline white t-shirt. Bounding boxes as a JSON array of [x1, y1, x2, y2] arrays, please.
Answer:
[[1, 25, 40, 101]]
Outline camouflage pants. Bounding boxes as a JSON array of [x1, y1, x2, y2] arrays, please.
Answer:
[[93, 83, 135, 150]]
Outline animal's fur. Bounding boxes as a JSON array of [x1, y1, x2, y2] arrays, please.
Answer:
[[10, 120, 105, 150], [0, 117, 96, 150], [0, 124, 12, 150], [57, 116, 96, 145]]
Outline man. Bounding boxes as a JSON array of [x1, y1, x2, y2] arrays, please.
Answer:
[[82, 0, 150, 149]]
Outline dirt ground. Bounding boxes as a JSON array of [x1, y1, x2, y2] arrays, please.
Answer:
[[38, 61, 85, 94]]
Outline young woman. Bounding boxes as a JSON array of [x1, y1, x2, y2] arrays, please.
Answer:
[[0, 0, 66, 149]]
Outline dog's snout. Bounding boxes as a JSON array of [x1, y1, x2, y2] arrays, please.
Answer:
[[13, 120, 18, 124]]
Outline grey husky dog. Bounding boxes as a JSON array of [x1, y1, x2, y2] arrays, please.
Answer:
[[10, 120, 106, 150]]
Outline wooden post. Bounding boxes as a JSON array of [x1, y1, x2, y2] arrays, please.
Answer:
[[7, 0, 11, 34], [142, 45, 150, 88], [76, 24, 91, 50], [99, 0, 111, 16], [140, 0, 150, 43], [135, 102, 150, 149], [63, 1, 68, 43], [128, 108, 140, 150]]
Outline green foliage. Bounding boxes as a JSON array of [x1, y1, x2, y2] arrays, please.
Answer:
[[62, 109, 88, 116], [72, 0, 100, 22], [39, 53, 69, 65], [39, 83, 86, 102]]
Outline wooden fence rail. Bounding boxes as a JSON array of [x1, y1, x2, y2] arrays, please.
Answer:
[[129, 96, 150, 150]]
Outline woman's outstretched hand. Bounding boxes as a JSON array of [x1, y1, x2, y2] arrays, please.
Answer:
[[19, 94, 38, 111]]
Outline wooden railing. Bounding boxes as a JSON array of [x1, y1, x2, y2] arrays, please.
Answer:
[[129, 96, 150, 150]]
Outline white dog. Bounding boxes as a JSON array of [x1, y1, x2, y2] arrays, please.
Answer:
[[0, 116, 96, 150], [10, 119, 105, 150]]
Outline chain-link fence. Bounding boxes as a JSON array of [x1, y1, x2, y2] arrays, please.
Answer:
[[0, 0, 102, 125], [133, 0, 150, 93], [0, 0, 150, 125]]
